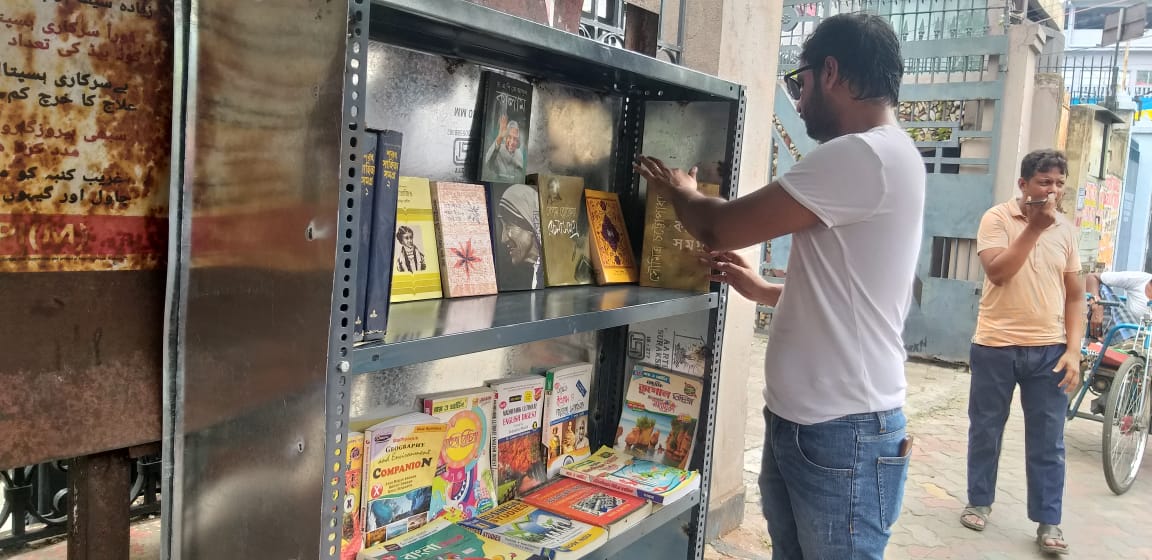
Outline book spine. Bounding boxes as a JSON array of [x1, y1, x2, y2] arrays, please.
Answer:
[[354, 133, 379, 342], [363, 130, 403, 339]]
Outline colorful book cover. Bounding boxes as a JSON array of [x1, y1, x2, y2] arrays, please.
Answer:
[[560, 446, 700, 505], [521, 478, 651, 531], [418, 389, 499, 522], [361, 413, 447, 548], [542, 363, 594, 479], [584, 190, 638, 284], [431, 182, 499, 298], [488, 375, 548, 503], [342, 432, 366, 560], [354, 134, 379, 343], [363, 130, 404, 339], [359, 519, 535, 560], [639, 182, 721, 291], [391, 177, 443, 302], [625, 314, 710, 377], [478, 72, 533, 184], [487, 183, 545, 291], [527, 174, 593, 287], [458, 500, 607, 559], [614, 364, 702, 470]]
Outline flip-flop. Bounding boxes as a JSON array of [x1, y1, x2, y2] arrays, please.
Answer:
[[1037, 524, 1069, 555], [959, 505, 991, 531]]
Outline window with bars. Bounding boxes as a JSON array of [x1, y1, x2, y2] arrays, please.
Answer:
[[930, 237, 983, 282]]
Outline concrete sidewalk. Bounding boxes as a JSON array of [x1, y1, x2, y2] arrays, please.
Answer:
[[708, 335, 1152, 559]]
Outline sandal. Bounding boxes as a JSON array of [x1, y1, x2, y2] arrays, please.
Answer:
[[959, 505, 991, 531], [1036, 524, 1069, 555]]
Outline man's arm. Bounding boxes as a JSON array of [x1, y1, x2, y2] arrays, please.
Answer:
[[1054, 270, 1086, 394], [1086, 272, 1103, 298], [1085, 272, 1105, 337], [656, 181, 820, 252], [978, 227, 1044, 286]]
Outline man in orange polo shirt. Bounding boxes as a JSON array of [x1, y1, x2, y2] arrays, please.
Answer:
[[959, 149, 1084, 555]]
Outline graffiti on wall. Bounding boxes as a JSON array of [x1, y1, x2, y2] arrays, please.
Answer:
[[1076, 176, 1123, 269]]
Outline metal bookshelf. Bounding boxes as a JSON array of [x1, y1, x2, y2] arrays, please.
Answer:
[[163, 1, 745, 559]]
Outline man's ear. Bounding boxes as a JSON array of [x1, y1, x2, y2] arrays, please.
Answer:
[[822, 57, 839, 87]]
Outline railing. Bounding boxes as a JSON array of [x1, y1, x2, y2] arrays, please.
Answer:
[[779, 0, 1011, 75], [0, 458, 161, 550], [579, 0, 685, 64], [1037, 53, 1120, 109]]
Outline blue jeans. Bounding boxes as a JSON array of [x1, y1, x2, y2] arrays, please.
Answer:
[[967, 343, 1068, 525], [759, 407, 911, 559]]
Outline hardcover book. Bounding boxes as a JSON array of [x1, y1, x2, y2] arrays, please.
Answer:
[[639, 182, 720, 291], [488, 375, 548, 502], [527, 174, 593, 287], [342, 431, 366, 560], [584, 190, 638, 284], [359, 519, 534, 560], [361, 412, 447, 547], [613, 364, 702, 470], [521, 478, 651, 537], [363, 130, 403, 339], [478, 72, 533, 184], [560, 446, 700, 505], [354, 134, 379, 343], [418, 388, 499, 522], [487, 182, 545, 291], [541, 363, 594, 479], [391, 177, 443, 302], [458, 500, 607, 560], [431, 182, 499, 298]]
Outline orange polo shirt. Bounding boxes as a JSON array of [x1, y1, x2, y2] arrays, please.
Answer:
[[972, 200, 1081, 347]]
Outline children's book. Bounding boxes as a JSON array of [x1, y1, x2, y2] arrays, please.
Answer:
[[560, 446, 700, 505], [418, 389, 499, 522]]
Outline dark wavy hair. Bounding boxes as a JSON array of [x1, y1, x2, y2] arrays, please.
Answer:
[[801, 13, 903, 106], [1020, 149, 1068, 179]]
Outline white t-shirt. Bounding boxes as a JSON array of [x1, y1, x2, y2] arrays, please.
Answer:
[[763, 125, 926, 425], [1102, 271, 1151, 320]]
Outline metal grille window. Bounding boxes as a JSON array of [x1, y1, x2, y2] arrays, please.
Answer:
[[930, 237, 983, 281], [580, 0, 685, 64]]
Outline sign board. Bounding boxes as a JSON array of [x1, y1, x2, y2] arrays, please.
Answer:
[[1102, 3, 1147, 47]]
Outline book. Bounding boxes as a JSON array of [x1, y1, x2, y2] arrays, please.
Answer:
[[391, 177, 443, 302], [625, 314, 710, 378], [418, 388, 499, 522], [431, 182, 499, 298], [478, 73, 533, 184], [639, 182, 721, 291], [458, 500, 607, 560], [614, 364, 702, 470], [354, 134, 379, 343], [488, 375, 549, 502], [560, 446, 700, 505], [521, 478, 651, 538], [487, 182, 545, 291], [342, 432, 366, 560], [359, 519, 535, 560], [361, 412, 447, 547], [364, 130, 404, 339], [528, 174, 593, 287], [541, 363, 594, 479], [583, 190, 638, 284]]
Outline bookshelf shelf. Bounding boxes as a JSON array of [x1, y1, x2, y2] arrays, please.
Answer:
[[352, 287, 717, 373]]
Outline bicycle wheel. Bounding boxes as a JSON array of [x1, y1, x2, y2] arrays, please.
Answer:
[[1102, 357, 1150, 495]]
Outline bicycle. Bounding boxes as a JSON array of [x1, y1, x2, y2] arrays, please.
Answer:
[[1066, 296, 1152, 495]]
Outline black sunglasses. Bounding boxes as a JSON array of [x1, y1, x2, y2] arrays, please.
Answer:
[[783, 65, 812, 100]]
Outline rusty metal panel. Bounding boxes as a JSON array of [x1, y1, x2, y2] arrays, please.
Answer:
[[164, 0, 349, 558], [0, 0, 173, 469]]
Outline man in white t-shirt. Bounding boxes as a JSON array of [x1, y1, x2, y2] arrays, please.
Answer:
[[635, 13, 924, 559], [1087, 270, 1152, 342]]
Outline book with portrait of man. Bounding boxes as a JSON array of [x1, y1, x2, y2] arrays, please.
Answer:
[[390, 177, 443, 303], [478, 72, 533, 184]]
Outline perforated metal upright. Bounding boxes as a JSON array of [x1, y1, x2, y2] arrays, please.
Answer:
[[162, 1, 747, 559]]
